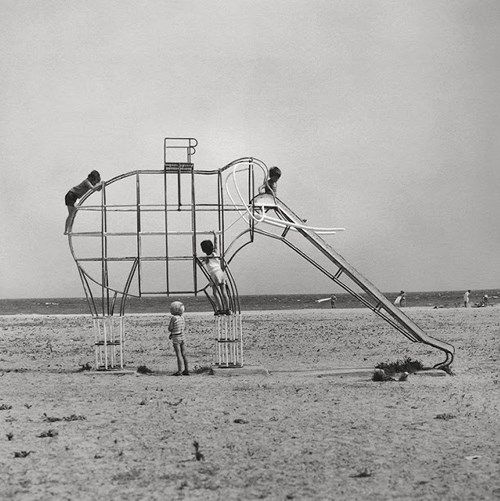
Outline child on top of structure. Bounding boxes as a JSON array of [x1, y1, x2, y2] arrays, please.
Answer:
[[200, 231, 230, 315], [168, 301, 189, 376], [258, 166, 281, 197], [64, 170, 102, 234]]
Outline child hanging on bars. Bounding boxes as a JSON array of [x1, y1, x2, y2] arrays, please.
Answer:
[[200, 231, 231, 315], [64, 170, 102, 234], [168, 301, 189, 376]]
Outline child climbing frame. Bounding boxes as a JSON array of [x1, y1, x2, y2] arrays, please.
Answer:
[[68, 137, 454, 372]]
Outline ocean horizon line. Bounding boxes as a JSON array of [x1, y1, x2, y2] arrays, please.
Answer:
[[1, 289, 498, 316]]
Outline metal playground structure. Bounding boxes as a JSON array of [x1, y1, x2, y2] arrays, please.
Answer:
[[67, 137, 455, 371]]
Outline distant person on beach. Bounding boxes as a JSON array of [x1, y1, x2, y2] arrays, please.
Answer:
[[394, 291, 406, 307], [258, 166, 281, 197], [480, 294, 489, 307], [64, 170, 102, 234], [330, 295, 337, 308], [463, 290, 471, 308], [200, 231, 230, 315], [168, 301, 189, 376]]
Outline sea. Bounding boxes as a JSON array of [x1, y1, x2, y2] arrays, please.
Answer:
[[0, 290, 498, 315]]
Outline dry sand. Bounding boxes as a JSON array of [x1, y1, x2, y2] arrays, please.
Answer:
[[0, 306, 498, 500]]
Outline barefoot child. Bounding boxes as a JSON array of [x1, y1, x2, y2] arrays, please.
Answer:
[[168, 301, 189, 376], [200, 231, 230, 315], [64, 170, 102, 234]]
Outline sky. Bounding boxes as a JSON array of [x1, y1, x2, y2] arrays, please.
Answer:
[[1, 0, 499, 299]]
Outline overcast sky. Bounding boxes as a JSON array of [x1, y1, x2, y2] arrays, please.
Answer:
[[1, 0, 499, 299]]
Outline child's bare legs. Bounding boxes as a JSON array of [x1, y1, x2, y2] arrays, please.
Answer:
[[64, 206, 76, 235], [179, 343, 189, 374], [219, 283, 230, 311], [173, 342, 189, 375], [212, 283, 230, 312], [211, 285, 224, 312]]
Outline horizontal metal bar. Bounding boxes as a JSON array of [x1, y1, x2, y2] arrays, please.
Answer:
[[164, 162, 193, 170], [76, 205, 247, 212], [76, 256, 194, 262], [71, 231, 219, 237]]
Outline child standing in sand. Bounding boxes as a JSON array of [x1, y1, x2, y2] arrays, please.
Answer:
[[200, 231, 230, 315], [64, 170, 102, 234], [168, 301, 189, 376]]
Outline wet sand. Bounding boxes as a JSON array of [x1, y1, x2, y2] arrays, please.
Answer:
[[0, 307, 498, 499]]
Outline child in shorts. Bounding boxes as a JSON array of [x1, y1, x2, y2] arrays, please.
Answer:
[[200, 231, 230, 315], [64, 170, 102, 234], [168, 301, 189, 376]]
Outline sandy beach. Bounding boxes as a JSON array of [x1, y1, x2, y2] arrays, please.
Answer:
[[0, 306, 498, 500]]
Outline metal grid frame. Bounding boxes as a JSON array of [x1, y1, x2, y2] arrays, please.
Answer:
[[67, 137, 454, 372]]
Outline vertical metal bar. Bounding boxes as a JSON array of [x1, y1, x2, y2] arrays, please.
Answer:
[[136, 173, 142, 296], [239, 314, 243, 367], [191, 165, 197, 296], [100, 185, 106, 316], [119, 317, 124, 369], [216, 316, 221, 366], [217, 170, 225, 260], [109, 319, 115, 368], [164, 166, 169, 294], [220, 173, 225, 259], [93, 318, 99, 369], [177, 167, 181, 210], [224, 317, 229, 366], [250, 160, 255, 241], [103, 318, 108, 369], [231, 316, 235, 365], [103, 185, 109, 315]]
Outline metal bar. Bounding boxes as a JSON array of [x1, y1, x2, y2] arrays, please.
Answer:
[[119, 258, 138, 316], [219, 170, 225, 260], [217, 171, 222, 247], [119, 317, 124, 369], [164, 159, 169, 295], [77, 266, 98, 317], [136, 172, 142, 296], [93, 318, 99, 368], [164, 166, 193, 172], [177, 166, 181, 210], [100, 184, 107, 316], [103, 319, 108, 369], [71, 230, 222, 237], [77, 256, 194, 262], [76, 205, 247, 212], [239, 314, 244, 367], [110, 291, 117, 316], [191, 164, 198, 296]]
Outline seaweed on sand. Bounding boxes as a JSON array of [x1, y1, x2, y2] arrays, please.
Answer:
[[375, 357, 424, 376]]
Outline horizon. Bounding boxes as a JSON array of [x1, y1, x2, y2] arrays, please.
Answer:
[[2, 287, 499, 302]]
